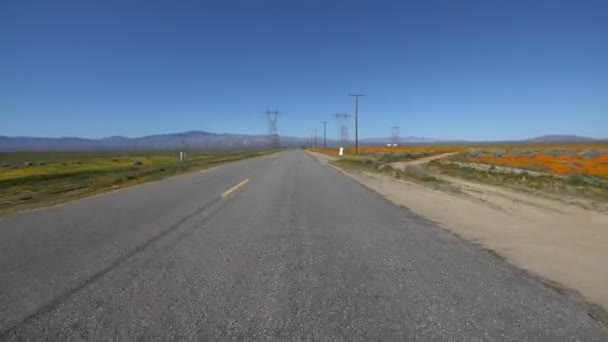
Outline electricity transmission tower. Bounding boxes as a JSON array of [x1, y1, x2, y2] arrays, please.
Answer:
[[333, 112, 351, 147], [391, 126, 400, 145], [262, 109, 280, 148], [321, 121, 328, 148]]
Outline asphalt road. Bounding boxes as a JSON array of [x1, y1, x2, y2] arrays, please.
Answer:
[[0, 150, 606, 340]]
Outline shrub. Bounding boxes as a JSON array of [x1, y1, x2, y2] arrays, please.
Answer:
[[2, 163, 10, 168], [379, 164, 395, 172], [359, 157, 374, 166], [402, 164, 435, 181], [377, 151, 397, 163], [579, 149, 599, 158], [370, 159, 381, 169], [133, 160, 143, 166], [567, 174, 587, 186], [394, 151, 412, 159], [466, 149, 481, 157], [491, 149, 507, 157], [509, 148, 523, 155], [414, 150, 429, 158], [546, 149, 572, 156]]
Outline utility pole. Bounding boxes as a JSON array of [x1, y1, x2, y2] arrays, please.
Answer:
[[313, 129, 317, 148], [321, 121, 328, 148], [349, 93, 365, 154], [309, 131, 314, 148]]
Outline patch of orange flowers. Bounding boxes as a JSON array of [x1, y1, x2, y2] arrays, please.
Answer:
[[309, 142, 608, 178], [309, 145, 467, 156], [464, 152, 608, 178]]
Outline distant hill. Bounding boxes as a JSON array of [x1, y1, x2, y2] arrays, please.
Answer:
[[0, 132, 603, 151], [525, 135, 599, 143], [359, 136, 477, 145], [0, 131, 315, 151], [361, 135, 604, 145], [360, 136, 440, 145]]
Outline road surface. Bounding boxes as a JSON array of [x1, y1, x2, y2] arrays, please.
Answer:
[[0, 150, 606, 340]]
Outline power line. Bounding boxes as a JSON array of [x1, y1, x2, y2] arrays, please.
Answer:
[[262, 109, 280, 148], [391, 126, 400, 145], [348, 93, 365, 154], [321, 121, 328, 148], [332, 112, 351, 147]]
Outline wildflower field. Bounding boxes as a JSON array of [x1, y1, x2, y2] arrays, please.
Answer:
[[311, 142, 608, 178], [311, 142, 608, 201], [459, 148, 608, 178], [0, 149, 279, 215]]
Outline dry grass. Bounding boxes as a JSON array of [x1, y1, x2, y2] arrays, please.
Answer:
[[429, 160, 608, 203], [311, 142, 608, 179], [313, 142, 608, 202], [0, 149, 279, 216], [457, 149, 608, 178]]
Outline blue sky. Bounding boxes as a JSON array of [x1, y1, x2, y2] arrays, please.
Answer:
[[1, 0, 607, 140]]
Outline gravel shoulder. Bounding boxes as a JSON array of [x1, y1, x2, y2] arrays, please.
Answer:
[[309, 150, 608, 324]]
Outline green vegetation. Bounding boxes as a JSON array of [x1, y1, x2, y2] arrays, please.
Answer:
[[332, 155, 462, 194], [333, 153, 437, 180], [0, 149, 279, 216], [328, 150, 608, 203], [429, 160, 608, 202]]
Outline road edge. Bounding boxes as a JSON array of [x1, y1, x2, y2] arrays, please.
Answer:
[[305, 150, 608, 328]]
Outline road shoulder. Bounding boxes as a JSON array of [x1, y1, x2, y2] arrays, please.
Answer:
[[307, 150, 608, 325]]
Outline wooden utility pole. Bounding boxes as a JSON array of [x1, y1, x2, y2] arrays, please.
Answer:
[[349, 93, 365, 154]]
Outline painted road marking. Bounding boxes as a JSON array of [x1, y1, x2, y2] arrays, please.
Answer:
[[220, 179, 250, 198]]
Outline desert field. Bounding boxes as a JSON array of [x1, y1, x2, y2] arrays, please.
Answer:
[[0, 149, 278, 216], [311, 142, 608, 203], [312, 142, 608, 172], [309, 147, 608, 321]]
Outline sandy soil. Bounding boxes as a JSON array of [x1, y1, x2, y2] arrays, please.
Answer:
[[389, 151, 460, 168], [309, 151, 608, 316]]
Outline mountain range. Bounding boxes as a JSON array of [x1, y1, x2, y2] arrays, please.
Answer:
[[0, 131, 308, 151], [0, 132, 603, 152]]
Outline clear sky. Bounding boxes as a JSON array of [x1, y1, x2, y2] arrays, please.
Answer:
[[2, 0, 607, 140]]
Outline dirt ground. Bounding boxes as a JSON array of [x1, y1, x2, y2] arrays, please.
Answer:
[[389, 151, 460, 168], [309, 151, 608, 317]]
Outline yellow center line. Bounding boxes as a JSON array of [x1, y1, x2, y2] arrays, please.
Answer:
[[220, 179, 250, 198]]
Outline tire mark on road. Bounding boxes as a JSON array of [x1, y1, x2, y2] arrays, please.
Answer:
[[0, 195, 226, 339]]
